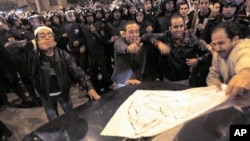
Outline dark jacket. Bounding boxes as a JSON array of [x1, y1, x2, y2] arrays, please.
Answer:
[[106, 20, 125, 36], [0, 30, 22, 66], [137, 20, 153, 35], [145, 8, 157, 25], [26, 45, 93, 100], [200, 14, 250, 43], [81, 25, 107, 57], [154, 15, 171, 33], [51, 24, 68, 51], [111, 38, 147, 84], [141, 30, 211, 81], [62, 22, 85, 53]]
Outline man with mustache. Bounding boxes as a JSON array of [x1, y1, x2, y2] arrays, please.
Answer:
[[142, 14, 211, 86], [206, 22, 250, 97], [25, 26, 100, 121]]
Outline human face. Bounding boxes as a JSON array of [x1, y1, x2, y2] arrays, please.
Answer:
[[96, 12, 103, 20], [199, 0, 210, 14], [179, 4, 189, 17], [129, 6, 136, 15], [66, 12, 76, 22], [105, 12, 111, 19], [125, 23, 140, 44], [135, 12, 144, 23], [14, 19, 22, 28], [37, 29, 56, 51], [165, 1, 175, 12], [144, 1, 152, 11], [52, 16, 60, 25], [193, 0, 199, 10], [211, 28, 238, 58], [86, 15, 94, 23], [29, 17, 42, 28], [113, 11, 121, 20], [169, 17, 185, 40], [212, 3, 220, 14], [222, 5, 237, 20], [45, 20, 51, 26]]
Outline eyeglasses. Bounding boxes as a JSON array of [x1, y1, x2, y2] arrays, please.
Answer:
[[37, 32, 54, 40]]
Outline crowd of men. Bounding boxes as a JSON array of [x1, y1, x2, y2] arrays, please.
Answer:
[[0, 0, 250, 119]]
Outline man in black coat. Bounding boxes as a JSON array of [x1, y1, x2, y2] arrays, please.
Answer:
[[0, 15, 35, 107], [142, 14, 211, 86], [25, 26, 100, 121]]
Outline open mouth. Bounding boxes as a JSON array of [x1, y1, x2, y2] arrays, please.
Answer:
[[174, 32, 182, 37]]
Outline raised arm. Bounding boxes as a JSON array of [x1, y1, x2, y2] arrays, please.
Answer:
[[141, 33, 170, 54]]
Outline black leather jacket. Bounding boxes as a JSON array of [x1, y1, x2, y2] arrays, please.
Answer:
[[141, 30, 211, 81], [26, 44, 93, 100], [62, 22, 85, 53]]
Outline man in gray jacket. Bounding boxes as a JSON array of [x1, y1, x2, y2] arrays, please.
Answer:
[[111, 20, 169, 89]]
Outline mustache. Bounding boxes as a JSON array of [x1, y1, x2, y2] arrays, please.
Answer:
[[217, 50, 225, 53]]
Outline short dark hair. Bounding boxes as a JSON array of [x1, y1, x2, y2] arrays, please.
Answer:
[[211, 22, 242, 39], [198, 0, 210, 3], [177, 1, 189, 10], [123, 20, 138, 31], [169, 14, 185, 26]]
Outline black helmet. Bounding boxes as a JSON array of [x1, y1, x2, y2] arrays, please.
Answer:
[[220, 0, 238, 6], [162, 0, 175, 5], [78, 10, 86, 17], [135, 7, 145, 15], [50, 11, 62, 19], [27, 11, 44, 26], [112, 5, 123, 13], [7, 14, 20, 26], [84, 8, 95, 16], [127, 2, 137, 9], [95, 6, 105, 19], [65, 9, 77, 22], [27, 11, 42, 20], [49, 11, 62, 24], [95, 6, 104, 13], [50, 11, 61, 19], [219, 0, 239, 12], [161, 0, 176, 11], [66, 6, 76, 11]]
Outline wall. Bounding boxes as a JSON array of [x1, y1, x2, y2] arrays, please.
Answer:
[[16, 0, 69, 11]]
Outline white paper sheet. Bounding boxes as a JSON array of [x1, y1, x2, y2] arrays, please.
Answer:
[[101, 85, 229, 138]]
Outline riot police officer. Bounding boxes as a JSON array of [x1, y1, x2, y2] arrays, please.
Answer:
[[63, 9, 88, 72]]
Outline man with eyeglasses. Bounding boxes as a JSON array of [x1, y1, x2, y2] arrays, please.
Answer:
[[24, 26, 100, 121]]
